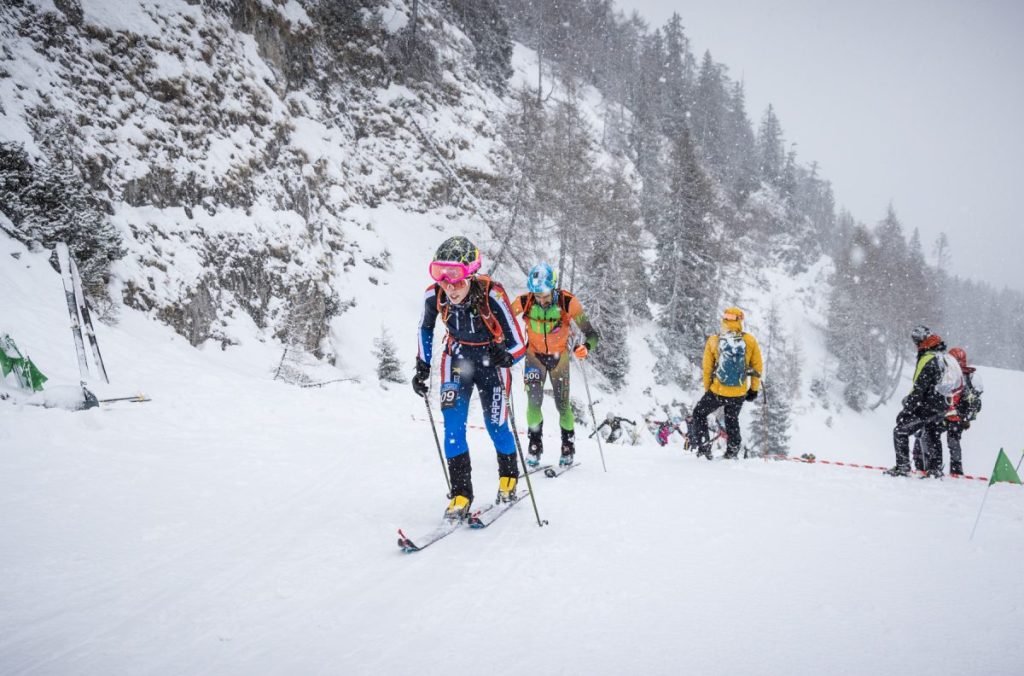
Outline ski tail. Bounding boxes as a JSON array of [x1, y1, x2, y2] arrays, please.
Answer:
[[55, 243, 90, 380], [70, 255, 108, 383], [467, 490, 532, 529]]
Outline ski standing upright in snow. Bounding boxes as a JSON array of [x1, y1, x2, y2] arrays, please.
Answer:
[[55, 242, 89, 381], [69, 254, 108, 383]]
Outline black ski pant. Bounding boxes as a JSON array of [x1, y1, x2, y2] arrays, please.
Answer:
[[894, 408, 943, 471], [913, 420, 965, 471], [692, 391, 744, 455], [946, 423, 964, 469]]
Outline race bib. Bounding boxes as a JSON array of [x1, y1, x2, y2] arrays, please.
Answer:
[[439, 382, 460, 410]]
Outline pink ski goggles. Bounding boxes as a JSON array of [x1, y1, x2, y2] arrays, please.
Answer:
[[429, 259, 480, 284]]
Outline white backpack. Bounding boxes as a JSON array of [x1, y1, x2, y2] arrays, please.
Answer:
[[934, 351, 964, 398]]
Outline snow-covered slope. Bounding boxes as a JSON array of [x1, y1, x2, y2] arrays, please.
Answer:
[[3, 1, 1023, 673], [3, 221, 1024, 675]]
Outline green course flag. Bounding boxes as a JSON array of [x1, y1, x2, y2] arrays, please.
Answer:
[[989, 449, 1022, 486], [21, 357, 48, 391], [0, 344, 13, 378], [0, 335, 48, 392]]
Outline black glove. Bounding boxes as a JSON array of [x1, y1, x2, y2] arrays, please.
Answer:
[[489, 342, 515, 368], [745, 389, 759, 402], [412, 358, 430, 397]]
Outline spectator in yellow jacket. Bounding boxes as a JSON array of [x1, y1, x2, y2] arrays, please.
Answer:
[[691, 307, 763, 459]]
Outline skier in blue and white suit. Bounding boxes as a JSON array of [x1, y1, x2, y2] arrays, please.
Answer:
[[412, 236, 526, 520]]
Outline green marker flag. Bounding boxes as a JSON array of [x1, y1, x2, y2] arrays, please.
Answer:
[[989, 449, 1022, 486], [0, 344, 14, 378], [0, 335, 48, 392], [970, 448, 1023, 540]]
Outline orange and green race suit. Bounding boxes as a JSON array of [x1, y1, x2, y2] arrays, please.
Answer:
[[510, 291, 599, 432]]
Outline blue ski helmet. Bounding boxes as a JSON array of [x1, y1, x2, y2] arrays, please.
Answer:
[[527, 263, 557, 294]]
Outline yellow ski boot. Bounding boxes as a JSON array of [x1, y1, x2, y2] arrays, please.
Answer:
[[497, 476, 518, 503], [444, 495, 472, 521]]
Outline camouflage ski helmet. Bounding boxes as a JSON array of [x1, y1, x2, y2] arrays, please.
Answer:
[[433, 236, 480, 266], [527, 263, 557, 294]]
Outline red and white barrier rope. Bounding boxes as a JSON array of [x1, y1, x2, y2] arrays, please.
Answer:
[[413, 414, 1004, 483], [770, 454, 990, 482]]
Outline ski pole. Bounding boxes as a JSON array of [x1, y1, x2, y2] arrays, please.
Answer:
[[422, 388, 451, 493], [98, 395, 150, 403], [506, 383, 547, 527], [577, 358, 608, 472], [969, 483, 992, 541]]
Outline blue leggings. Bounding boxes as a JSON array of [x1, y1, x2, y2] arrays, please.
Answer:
[[439, 348, 518, 500], [439, 349, 516, 460]]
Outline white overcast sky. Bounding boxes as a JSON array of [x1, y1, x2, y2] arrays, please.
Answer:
[[616, 0, 1024, 291]]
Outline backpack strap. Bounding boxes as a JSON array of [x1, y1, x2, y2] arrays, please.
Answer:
[[434, 283, 445, 321], [519, 290, 571, 327], [471, 275, 504, 343], [517, 293, 534, 319], [557, 289, 573, 315], [913, 352, 937, 384], [435, 276, 505, 344]]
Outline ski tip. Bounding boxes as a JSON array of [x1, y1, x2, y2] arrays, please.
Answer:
[[396, 528, 419, 552]]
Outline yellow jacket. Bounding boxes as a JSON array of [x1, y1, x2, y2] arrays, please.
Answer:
[[702, 330, 763, 397]]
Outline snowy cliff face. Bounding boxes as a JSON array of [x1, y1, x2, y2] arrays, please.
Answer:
[[0, 0, 514, 355]]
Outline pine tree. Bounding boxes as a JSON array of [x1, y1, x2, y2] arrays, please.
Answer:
[[691, 51, 729, 174], [629, 30, 667, 183], [373, 330, 404, 385], [722, 81, 758, 202], [828, 225, 877, 411], [653, 127, 719, 358], [750, 301, 793, 456], [577, 165, 643, 389], [660, 13, 695, 140], [751, 379, 792, 456], [755, 105, 786, 188]]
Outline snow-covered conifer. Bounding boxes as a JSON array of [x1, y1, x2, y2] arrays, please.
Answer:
[[373, 330, 404, 385]]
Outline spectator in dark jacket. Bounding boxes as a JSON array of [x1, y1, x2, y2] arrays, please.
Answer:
[[887, 326, 951, 477]]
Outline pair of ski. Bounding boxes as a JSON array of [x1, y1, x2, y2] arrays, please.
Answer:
[[525, 460, 580, 479], [55, 242, 108, 384], [396, 491, 531, 553], [884, 465, 947, 479], [397, 462, 579, 553]]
